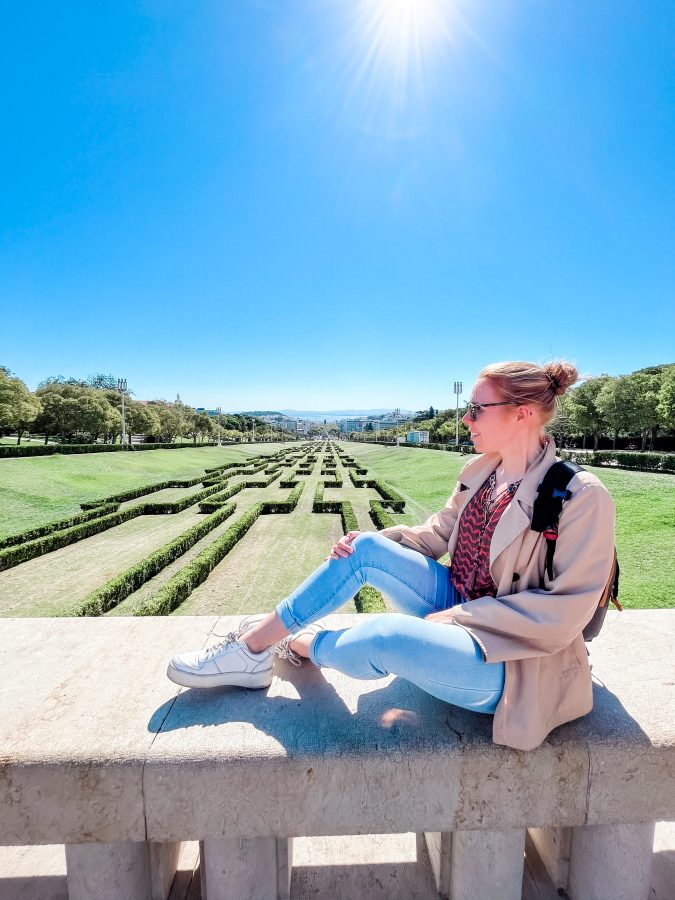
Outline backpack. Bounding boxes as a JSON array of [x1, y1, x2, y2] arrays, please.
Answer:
[[531, 460, 621, 642]]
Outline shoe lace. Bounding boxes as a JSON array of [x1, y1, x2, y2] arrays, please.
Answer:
[[274, 638, 303, 667], [202, 629, 241, 660], [204, 615, 264, 660]]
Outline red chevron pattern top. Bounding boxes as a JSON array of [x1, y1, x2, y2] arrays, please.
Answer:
[[451, 472, 521, 602]]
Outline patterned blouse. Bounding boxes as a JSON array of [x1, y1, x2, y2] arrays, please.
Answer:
[[451, 472, 521, 602]]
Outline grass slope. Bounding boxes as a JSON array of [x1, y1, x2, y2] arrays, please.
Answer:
[[0, 444, 279, 538]]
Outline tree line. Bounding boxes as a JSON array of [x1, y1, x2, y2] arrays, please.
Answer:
[[350, 364, 675, 451], [0, 369, 294, 445]]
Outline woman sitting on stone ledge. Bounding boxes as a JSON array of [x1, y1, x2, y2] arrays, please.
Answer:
[[167, 360, 616, 751]]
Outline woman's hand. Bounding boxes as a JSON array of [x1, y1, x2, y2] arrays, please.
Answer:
[[326, 530, 361, 561], [424, 609, 459, 625]]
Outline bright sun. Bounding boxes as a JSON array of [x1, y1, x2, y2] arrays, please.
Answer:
[[363, 0, 449, 63], [337, 0, 456, 136]]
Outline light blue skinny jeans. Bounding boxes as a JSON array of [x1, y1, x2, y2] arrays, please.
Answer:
[[275, 531, 505, 715]]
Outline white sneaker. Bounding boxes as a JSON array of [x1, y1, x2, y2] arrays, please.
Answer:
[[167, 615, 274, 689], [274, 619, 328, 667]]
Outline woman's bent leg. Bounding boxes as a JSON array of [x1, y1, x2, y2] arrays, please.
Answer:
[[275, 532, 453, 634], [310, 613, 505, 714]]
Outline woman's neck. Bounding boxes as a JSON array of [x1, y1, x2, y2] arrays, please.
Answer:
[[496, 432, 547, 483]]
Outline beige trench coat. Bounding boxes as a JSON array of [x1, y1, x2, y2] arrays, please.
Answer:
[[379, 436, 616, 751]]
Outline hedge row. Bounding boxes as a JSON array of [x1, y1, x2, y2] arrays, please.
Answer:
[[559, 449, 675, 473], [142, 481, 230, 514], [373, 481, 405, 512], [0, 506, 144, 571], [198, 482, 246, 513], [80, 473, 214, 509], [354, 585, 387, 614], [244, 470, 282, 488], [347, 470, 405, 512], [0, 442, 212, 459], [137, 505, 263, 615], [0, 503, 120, 550], [0, 479, 239, 569], [261, 481, 305, 513], [340, 501, 359, 533], [369, 500, 396, 530], [0, 444, 124, 458], [74, 503, 237, 616], [279, 472, 300, 488]]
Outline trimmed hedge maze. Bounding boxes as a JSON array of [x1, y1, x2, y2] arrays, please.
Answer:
[[0, 441, 408, 618]]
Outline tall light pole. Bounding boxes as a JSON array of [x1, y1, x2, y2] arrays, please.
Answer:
[[453, 381, 463, 448], [216, 406, 222, 446], [117, 378, 127, 447]]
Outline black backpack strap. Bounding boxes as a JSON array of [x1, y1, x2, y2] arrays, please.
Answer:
[[532, 461, 583, 584]]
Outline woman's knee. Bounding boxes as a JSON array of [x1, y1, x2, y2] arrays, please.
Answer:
[[350, 612, 412, 645], [351, 531, 394, 566]]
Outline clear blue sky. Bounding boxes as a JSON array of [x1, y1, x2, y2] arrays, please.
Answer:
[[1, 0, 673, 411]]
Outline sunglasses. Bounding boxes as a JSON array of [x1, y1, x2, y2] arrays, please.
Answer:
[[463, 401, 518, 421]]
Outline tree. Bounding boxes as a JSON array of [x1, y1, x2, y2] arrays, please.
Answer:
[[148, 402, 183, 442], [87, 373, 125, 391], [77, 394, 114, 442], [657, 366, 675, 430], [0, 369, 42, 443], [566, 377, 611, 449], [595, 375, 656, 449], [126, 402, 161, 444], [195, 412, 214, 443]]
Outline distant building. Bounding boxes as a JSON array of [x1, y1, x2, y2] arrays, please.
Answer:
[[406, 430, 430, 444], [339, 418, 366, 433]]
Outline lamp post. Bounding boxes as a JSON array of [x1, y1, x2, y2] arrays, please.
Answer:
[[216, 406, 222, 446], [117, 378, 127, 447], [453, 381, 463, 448]]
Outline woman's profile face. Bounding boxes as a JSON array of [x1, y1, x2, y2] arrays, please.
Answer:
[[461, 378, 531, 454]]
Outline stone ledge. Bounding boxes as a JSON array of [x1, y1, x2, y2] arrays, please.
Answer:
[[0, 611, 673, 846]]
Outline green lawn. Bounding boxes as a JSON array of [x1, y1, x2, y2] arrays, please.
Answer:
[[0, 440, 672, 614], [0, 443, 280, 539], [345, 442, 675, 611]]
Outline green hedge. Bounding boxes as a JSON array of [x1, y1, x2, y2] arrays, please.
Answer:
[[559, 449, 675, 473], [0, 442, 213, 459], [136, 505, 262, 616], [354, 584, 387, 614], [369, 500, 396, 530], [0, 503, 120, 550], [0, 481, 236, 570], [347, 471, 405, 511], [142, 481, 229, 514], [198, 482, 246, 513], [80, 473, 217, 509], [260, 481, 304, 513], [374, 481, 405, 512], [0, 444, 123, 458], [0, 506, 144, 571], [279, 472, 299, 488], [74, 503, 237, 616], [340, 501, 359, 533], [313, 481, 325, 508], [244, 470, 282, 488]]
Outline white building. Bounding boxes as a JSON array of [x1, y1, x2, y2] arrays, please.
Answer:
[[406, 430, 430, 444]]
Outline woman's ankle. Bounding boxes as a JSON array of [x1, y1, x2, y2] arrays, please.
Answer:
[[241, 614, 289, 653]]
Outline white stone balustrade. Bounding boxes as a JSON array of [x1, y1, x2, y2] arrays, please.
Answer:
[[0, 611, 673, 899]]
